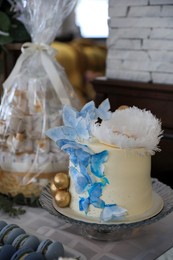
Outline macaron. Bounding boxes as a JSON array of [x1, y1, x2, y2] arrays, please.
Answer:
[[4, 227, 25, 245], [10, 247, 34, 260], [36, 239, 52, 254], [0, 221, 7, 232], [12, 233, 40, 251], [37, 239, 64, 259], [12, 234, 29, 249], [0, 244, 16, 259], [24, 252, 45, 260], [0, 224, 19, 244]]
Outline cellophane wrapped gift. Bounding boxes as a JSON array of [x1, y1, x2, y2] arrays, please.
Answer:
[[0, 0, 81, 198]]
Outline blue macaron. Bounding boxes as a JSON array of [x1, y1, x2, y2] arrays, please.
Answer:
[[0, 224, 19, 244], [44, 241, 64, 259], [4, 227, 25, 245], [0, 244, 16, 259], [36, 239, 52, 254], [37, 239, 64, 259], [12, 234, 29, 249], [24, 252, 45, 260], [12, 233, 40, 251], [10, 247, 34, 260]]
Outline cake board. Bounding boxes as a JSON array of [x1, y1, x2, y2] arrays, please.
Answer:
[[39, 179, 173, 241]]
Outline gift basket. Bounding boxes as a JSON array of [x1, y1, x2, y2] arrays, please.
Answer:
[[0, 0, 80, 199]]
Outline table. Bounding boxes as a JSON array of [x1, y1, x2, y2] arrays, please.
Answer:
[[0, 205, 173, 260]]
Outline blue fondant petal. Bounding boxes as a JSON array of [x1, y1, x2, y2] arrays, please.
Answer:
[[56, 139, 68, 148], [88, 183, 105, 208], [75, 149, 91, 167], [79, 197, 90, 213], [76, 176, 89, 193], [76, 118, 90, 139], [70, 166, 89, 194], [79, 101, 95, 120], [61, 141, 94, 155], [101, 176, 110, 186], [100, 205, 128, 222], [56, 141, 78, 166], [57, 140, 92, 155], [88, 183, 103, 199], [90, 150, 109, 178], [79, 164, 93, 184], [63, 105, 78, 127], [96, 98, 111, 121], [46, 126, 77, 142], [91, 198, 105, 209], [69, 166, 78, 177], [69, 151, 78, 166]]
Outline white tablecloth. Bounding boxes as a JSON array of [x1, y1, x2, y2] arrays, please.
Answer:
[[0, 205, 173, 260]]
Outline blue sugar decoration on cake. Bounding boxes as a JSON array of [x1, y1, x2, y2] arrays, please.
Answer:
[[46, 99, 128, 222]]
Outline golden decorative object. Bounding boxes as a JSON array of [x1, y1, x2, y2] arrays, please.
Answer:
[[54, 190, 71, 208], [54, 172, 70, 190], [50, 180, 58, 196], [16, 133, 25, 142], [34, 101, 42, 112], [117, 105, 129, 110]]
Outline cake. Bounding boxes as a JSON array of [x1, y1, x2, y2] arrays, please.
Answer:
[[46, 99, 163, 222]]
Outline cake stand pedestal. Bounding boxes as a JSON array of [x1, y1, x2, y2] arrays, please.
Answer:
[[80, 225, 142, 241], [39, 179, 173, 241]]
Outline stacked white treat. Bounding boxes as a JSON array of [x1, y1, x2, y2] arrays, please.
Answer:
[[47, 99, 163, 222], [0, 76, 68, 196]]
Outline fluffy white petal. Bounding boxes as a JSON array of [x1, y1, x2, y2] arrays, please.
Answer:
[[91, 106, 163, 155]]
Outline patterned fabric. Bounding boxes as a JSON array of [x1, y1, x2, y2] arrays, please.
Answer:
[[0, 203, 173, 259]]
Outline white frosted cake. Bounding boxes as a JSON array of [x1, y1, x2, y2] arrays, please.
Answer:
[[69, 144, 152, 219], [47, 99, 163, 222]]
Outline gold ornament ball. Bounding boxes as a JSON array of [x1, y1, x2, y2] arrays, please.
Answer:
[[54, 172, 70, 190], [54, 190, 71, 208], [117, 105, 129, 110], [50, 180, 58, 196]]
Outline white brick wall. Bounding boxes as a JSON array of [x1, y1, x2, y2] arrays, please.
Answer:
[[162, 6, 173, 16], [107, 50, 150, 61], [149, 0, 173, 5], [110, 18, 173, 28], [152, 73, 173, 84], [106, 1, 173, 84], [150, 29, 173, 40], [108, 6, 127, 17], [109, 0, 148, 6], [148, 51, 173, 63], [109, 28, 151, 39], [142, 39, 173, 51], [128, 6, 161, 17], [108, 39, 142, 49], [106, 69, 151, 82]]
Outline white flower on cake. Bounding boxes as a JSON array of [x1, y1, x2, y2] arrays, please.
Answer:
[[91, 106, 163, 155]]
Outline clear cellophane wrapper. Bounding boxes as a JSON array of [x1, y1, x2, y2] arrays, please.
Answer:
[[0, 0, 80, 198]]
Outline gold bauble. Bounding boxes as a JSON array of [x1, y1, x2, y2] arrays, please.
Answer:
[[54, 172, 70, 190], [50, 180, 58, 196], [54, 190, 71, 208], [117, 105, 129, 110]]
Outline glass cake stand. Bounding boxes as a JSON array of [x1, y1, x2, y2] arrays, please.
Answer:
[[39, 179, 173, 241]]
